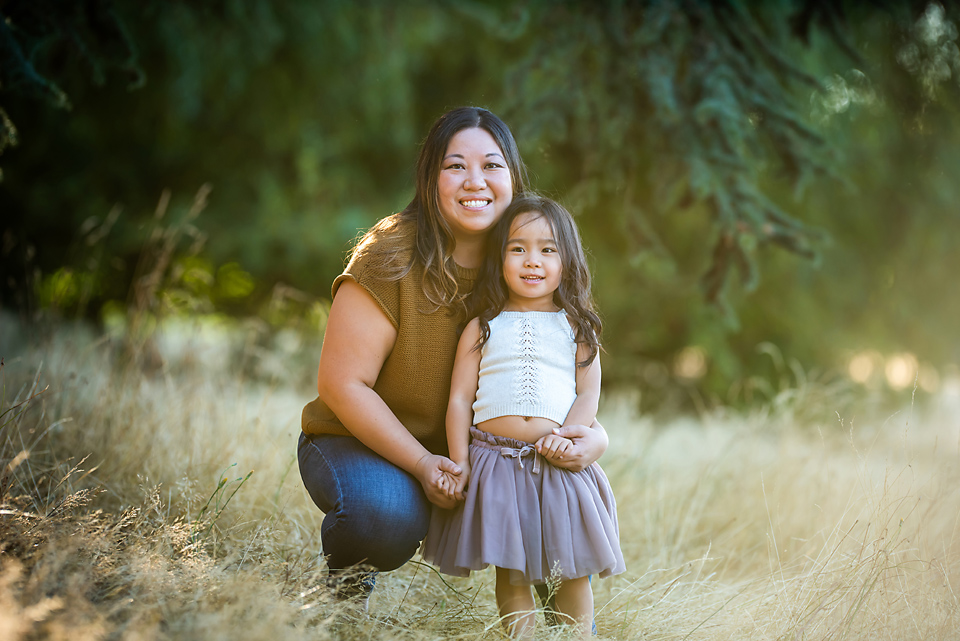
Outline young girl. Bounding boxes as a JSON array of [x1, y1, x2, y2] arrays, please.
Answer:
[[421, 193, 624, 639]]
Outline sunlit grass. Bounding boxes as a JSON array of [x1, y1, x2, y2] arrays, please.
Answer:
[[1, 316, 958, 639]]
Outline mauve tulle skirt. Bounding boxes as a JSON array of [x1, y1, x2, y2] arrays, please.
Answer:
[[421, 427, 625, 586]]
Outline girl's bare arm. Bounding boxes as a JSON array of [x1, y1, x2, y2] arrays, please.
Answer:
[[444, 319, 482, 498]]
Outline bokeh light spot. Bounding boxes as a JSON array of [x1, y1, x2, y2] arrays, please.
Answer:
[[848, 353, 874, 383], [885, 353, 919, 390], [674, 346, 707, 380]]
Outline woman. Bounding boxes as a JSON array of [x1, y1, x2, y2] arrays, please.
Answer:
[[297, 106, 608, 596]]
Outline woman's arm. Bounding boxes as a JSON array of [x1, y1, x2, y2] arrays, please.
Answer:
[[541, 421, 609, 472], [536, 350, 607, 471], [564, 347, 601, 429], [317, 280, 461, 507]]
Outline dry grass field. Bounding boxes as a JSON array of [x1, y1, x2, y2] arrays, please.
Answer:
[[1, 317, 958, 640]]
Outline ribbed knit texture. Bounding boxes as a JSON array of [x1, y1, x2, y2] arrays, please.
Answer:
[[300, 238, 477, 456], [472, 310, 577, 425]]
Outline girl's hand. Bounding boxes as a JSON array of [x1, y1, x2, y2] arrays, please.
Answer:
[[415, 454, 463, 509], [540, 422, 609, 472], [438, 470, 458, 500], [535, 434, 573, 463], [438, 461, 469, 501], [449, 461, 470, 501]]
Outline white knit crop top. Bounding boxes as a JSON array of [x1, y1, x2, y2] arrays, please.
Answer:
[[472, 310, 577, 425]]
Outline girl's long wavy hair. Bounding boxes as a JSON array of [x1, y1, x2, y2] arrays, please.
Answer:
[[349, 107, 528, 315], [472, 193, 602, 368]]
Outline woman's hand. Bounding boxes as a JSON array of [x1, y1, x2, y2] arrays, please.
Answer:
[[437, 460, 470, 502], [415, 453, 464, 509], [536, 421, 608, 472]]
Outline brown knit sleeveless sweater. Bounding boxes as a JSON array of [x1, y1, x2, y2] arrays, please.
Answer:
[[300, 234, 477, 456]]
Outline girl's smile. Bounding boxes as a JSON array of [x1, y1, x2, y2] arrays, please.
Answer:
[[502, 211, 563, 312]]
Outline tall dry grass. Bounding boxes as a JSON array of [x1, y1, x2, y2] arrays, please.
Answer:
[[1, 315, 958, 640]]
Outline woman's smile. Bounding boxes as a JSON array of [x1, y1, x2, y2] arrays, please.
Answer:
[[460, 198, 492, 209], [437, 127, 513, 241]]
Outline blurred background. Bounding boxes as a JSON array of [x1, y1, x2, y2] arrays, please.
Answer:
[[3, 0, 960, 413]]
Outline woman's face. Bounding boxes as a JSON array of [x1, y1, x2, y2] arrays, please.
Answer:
[[436, 127, 513, 242]]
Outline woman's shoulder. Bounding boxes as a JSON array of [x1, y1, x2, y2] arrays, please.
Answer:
[[332, 214, 417, 311], [336, 215, 417, 288], [349, 214, 415, 269]]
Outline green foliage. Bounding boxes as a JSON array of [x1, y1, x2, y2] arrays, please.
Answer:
[[502, 1, 830, 304], [3, 0, 960, 405], [0, 0, 144, 172]]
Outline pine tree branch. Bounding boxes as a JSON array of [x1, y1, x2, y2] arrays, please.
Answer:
[[0, 11, 70, 108]]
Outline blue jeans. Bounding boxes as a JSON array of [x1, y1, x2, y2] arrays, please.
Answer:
[[297, 432, 431, 571]]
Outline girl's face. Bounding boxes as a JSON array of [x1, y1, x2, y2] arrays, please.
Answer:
[[502, 212, 563, 312], [436, 128, 513, 243]]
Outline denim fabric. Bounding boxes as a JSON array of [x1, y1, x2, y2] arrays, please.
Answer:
[[298, 432, 431, 571]]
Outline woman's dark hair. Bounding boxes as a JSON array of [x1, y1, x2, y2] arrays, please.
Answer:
[[472, 193, 602, 367], [351, 106, 528, 313]]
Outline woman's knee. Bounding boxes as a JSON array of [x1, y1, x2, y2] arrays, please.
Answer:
[[298, 434, 431, 570], [322, 487, 429, 570]]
